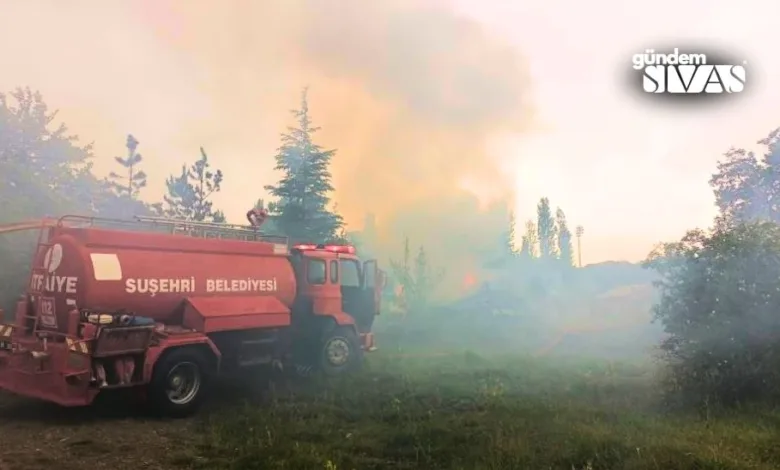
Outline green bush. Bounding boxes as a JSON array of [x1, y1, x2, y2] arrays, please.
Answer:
[[646, 222, 780, 408]]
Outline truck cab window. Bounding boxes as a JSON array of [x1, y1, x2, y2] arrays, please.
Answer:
[[340, 260, 360, 287], [330, 260, 339, 283], [307, 259, 326, 285]]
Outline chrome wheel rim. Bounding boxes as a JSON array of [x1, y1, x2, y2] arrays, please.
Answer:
[[325, 337, 351, 367], [166, 362, 201, 405]]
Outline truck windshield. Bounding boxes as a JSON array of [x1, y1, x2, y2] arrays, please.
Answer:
[[340, 259, 360, 287]]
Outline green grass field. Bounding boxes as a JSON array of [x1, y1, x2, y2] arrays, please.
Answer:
[[171, 351, 780, 470]]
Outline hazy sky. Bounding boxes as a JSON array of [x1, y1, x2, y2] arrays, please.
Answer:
[[1, 0, 777, 264]]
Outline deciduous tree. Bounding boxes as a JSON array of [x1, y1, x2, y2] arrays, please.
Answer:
[[0, 87, 95, 218], [0, 88, 146, 313], [710, 127, 780, 226], [645, 222, 780, 407]]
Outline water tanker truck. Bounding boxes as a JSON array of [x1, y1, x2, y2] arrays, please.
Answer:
[[0, 213, 383, 416]]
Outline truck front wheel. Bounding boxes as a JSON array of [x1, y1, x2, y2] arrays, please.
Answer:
[[149, 348, 209, 418], [319, 326, 363, 376]]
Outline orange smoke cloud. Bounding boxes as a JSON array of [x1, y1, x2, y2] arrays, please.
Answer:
[[134, 0, 532, 285]]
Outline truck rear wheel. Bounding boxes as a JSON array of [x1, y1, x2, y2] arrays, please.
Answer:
[[149, 348, 209, 418], [318, 326, 362, 376]]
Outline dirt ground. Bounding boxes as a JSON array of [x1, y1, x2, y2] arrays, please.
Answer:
[[0, 390, 199, 470]]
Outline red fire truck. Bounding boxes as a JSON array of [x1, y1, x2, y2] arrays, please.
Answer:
[[0, 214, 383, 416]]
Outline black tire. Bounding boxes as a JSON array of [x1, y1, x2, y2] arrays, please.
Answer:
[[318, 326, 363, 377], [148, 348, 210, 418]]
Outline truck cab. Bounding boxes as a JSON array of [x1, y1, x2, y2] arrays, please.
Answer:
[[289, 244, 383, 360]]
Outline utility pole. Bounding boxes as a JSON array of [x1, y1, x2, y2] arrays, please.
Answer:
[[575, 225, 584, 268]]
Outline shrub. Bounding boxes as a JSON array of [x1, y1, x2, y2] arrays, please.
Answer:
[[645, 222, 780, 408]]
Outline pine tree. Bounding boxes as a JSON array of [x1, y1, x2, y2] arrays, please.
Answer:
[[264, 88, 343, 243], [107, 134, 147, 199], [536, 198, 557, 259], [556, 207, 574, 267], [161, 147, 225, 222]]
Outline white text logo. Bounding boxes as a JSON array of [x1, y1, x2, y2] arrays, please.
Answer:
[[632, 48, 746, 95]]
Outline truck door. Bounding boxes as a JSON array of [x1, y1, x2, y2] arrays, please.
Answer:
[[290, 254, 332, 316], [290, 252, 305, 293], [362, 260, 382, 317]]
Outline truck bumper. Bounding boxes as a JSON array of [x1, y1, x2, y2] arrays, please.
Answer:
[[0, 336, 96, 407]]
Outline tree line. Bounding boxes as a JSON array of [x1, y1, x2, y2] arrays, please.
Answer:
[[0, 87, 346, 311], [101, 88, 344, 243], [0, 87, 345, 243], [510, 197, 576, 267]]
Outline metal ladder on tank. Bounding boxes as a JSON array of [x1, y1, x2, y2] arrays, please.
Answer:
[[22, 222, 55, 334], [134, 215, 288, 245]]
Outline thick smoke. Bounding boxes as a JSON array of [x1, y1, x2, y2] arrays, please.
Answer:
[[136, 0, 533, 283]]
